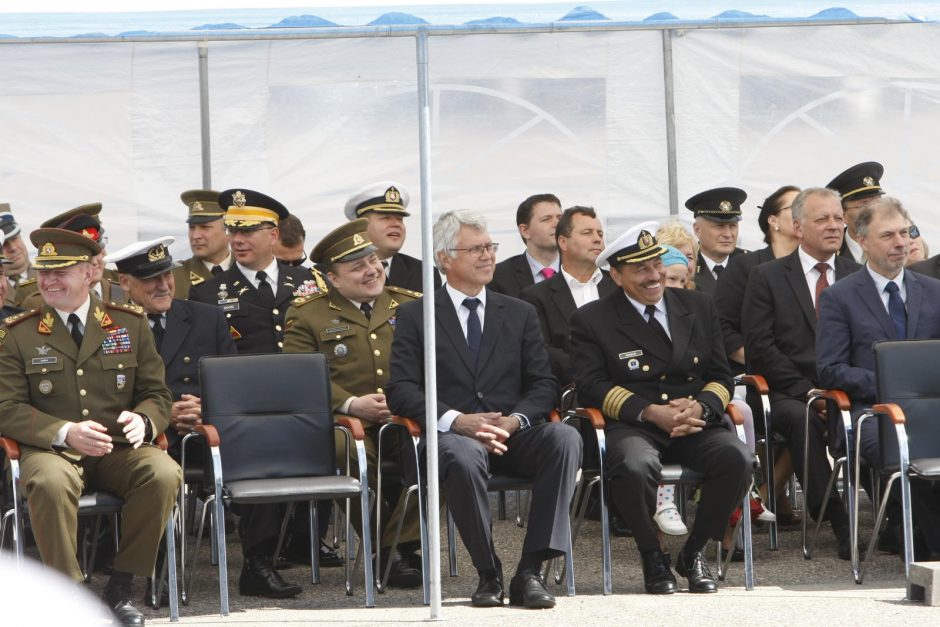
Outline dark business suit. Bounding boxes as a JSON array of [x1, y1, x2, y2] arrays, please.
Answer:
[[570, 288, 752, 551], [387, 288, 581, 571], [694, 248, 745, 297], [157, 299, 237, 456], [742, 249, 861, 520], [520, 269, 617, 386], [817, 267, 940, 550], [715, 246, 775, 367], [490, 253, 537, 299], [910, 254, 940, 280], [386, 252, 440, 293]]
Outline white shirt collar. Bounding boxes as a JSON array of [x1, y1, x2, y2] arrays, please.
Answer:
[[624, 292, 664, 319], [202, 252, 232, 273], [55, 294, 92, 329], [797, 246, 836, 277], [845, 231, 864, 262], [525, 250, 560, 280], [237, 258, 279, 288], [445, 282, 486, 312], [561, 266, 603, 288], [867, 264, 906, 299], [700, 253, 729, 273]]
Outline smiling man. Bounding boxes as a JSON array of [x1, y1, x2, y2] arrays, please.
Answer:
[[171, 189, 232, 299], [0, 227, 179, 626], [570, 224, 751, 595]]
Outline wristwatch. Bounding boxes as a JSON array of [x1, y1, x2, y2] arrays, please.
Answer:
[[698, 401, 717, 425]]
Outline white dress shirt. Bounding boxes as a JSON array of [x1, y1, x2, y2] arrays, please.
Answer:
[[797, 246, 836, 309]]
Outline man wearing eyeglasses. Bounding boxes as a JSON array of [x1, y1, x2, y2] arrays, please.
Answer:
[[172, 190, 233, 299], [388, 209, 581, 609]]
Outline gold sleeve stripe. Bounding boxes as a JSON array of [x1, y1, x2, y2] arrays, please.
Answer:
[[602, 386, 633, 420], [702, 382, 731, 408]]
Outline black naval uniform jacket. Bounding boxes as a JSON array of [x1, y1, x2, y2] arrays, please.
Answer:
[[570, 288, 733, 445], [386, 252, 441, 293], [188, 263, 318, 354], [694, 248, 746, 296]]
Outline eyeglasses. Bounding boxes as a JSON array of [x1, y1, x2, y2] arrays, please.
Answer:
[[226, 226, 275, 236], [448, 242, 499, 257], [282, 252, 308, 267]]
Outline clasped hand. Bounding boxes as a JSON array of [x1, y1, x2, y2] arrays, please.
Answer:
[[453, 412, 515, 455], [65, 410, 147, 455], [642, 398, 706, 438]]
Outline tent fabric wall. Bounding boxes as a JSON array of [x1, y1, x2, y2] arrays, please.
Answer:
[[0, 22, 936, 261]]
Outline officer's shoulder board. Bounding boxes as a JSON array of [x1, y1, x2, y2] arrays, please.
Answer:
[[292, 292, 328, 308], [387, 285, 421, 299], [17, 277, 37, 288], [107, 301, 145, 316], [3, 308, 40, 328]]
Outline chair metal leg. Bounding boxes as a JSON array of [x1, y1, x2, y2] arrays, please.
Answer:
[[564, 521, 575, 596], [209, 448, 229, 616], [414, 437, 430, 606], [803, 457, 845, 559], [310, 501, 321, 584], [596, 429, 612, 596], [344, 496, 354, 596], [446, 507, 457, 577], [858, 473, 899, 584], [187, 495, 212, 603], [497, 491, 507, 520], [165, 511, 180, 622], [355, 439, 375, 608]]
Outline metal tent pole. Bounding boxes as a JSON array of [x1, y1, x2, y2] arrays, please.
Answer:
[[197, 41, 212, 189]]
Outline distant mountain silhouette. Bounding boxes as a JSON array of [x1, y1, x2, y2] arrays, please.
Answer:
[[192, 23, 247, 31], [268, 15, 338, 28], [69, 33, 109, 38], [712, 10, 769, 19], [559, 6, 609, 21], [811, 7, 861, 19], [118, 30, 159, 36], [465, 17, 521, 26], [368, 12, 429, 26], [643, 12, 679, 22]]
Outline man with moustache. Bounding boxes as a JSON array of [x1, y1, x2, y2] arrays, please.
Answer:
[[742, 187, 862, 559], [0, 228, 180, 626], [490, 194, 562, 298], [687, 188, 748, 296], [818, 197, 940, 559], [344, 181, 440, 293], [388, 209, 581, 609], [1, 208, 37, 308], [569, 225, 751, 595], [171, 190, 233, 299]]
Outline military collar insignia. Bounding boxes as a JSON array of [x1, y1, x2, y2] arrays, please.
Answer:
[[94, 306, 114, 328], [38, 312, 55, 334], [390, 299, 399, 309], [229, 325, 242, 340], [238, 286, 249, 296], [190, 271, 205, 285], [36, 345, 52, 355]]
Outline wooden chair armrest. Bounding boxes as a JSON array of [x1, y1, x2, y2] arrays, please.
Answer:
[[154, 432, 169, 451], [873, 402, 905, 425], [576, 407, 606, 429], [391, 416, 424, 437], [335, 415, 367, 440], [808, 388, 851, 411], [0, 436, 21, 461], [549, 410, 562, 423], [725, 402, 745, 426], [194, 424, 220, 447], [735, 374, 769, 394]]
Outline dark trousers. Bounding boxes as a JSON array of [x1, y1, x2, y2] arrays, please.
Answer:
[[439, 422, 582, 572], [605, 422, 752, 552]]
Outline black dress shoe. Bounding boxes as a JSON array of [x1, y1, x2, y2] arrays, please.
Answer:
[[239, 556, 302, 598], [471, 567, 504, 607], [675, 550, 718, 593], [382, 548, 422, 588], [640, 548, 677, 594], [509, 571, 555, 609], [833, 526, 865, 562], [282, 540, 345, 568], [720, 546, 744, 563], [108, 598, 146, 626]]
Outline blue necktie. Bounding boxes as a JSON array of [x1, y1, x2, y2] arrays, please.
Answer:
[[462, 297, 482, 363], [885, 281, 907, 339]]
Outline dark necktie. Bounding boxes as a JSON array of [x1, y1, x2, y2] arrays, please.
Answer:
[[463, 297, 482, 363], [814, 262, 830, 318], [645, 304, 672, 347], [67, 313, 84, 348], [885, 281, 907, 339], [211, 265, 223, 276], [713, 264, 724, 278], [148, 313, 165, 351], [256, 270, 275, 305], [360, 301, 372, 320], [381, 260, 389, 275]]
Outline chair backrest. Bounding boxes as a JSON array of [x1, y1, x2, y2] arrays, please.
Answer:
[[874, 339, 940, 467], [199, 352, 335, 483]]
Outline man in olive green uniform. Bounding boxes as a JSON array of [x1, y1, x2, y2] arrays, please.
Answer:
[[0, 228, 181, 626], [1, 208, 38, 307], [171, 189, 233, 299], [284, 218, 423, 588]]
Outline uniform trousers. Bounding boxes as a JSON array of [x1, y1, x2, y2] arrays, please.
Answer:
[[606, 421, 752, 552], [439, 421, 582, 572], [20, 443, 182, 582]]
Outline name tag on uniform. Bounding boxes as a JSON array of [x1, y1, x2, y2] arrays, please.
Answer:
[[324, 325, 349, 334], [619, 350, 643, 360], [31, 356, 58, 365], [219, 298, 240, 312]]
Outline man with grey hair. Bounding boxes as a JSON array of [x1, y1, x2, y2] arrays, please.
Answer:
[[742, 187, 861, 559], [818, 196, 940, 559], [387, 209, 581, 609]]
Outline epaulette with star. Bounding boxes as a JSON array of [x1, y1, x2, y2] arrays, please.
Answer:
[[107, 301, 145, 316], [292, 291, 327, 307], [3, 308, 39, 327], [387, 285, 421, 298]]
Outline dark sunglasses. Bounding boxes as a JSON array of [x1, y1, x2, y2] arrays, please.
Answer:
[[282, 252, 308, 267]]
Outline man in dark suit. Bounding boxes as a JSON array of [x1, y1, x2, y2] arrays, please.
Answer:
[[687, 187, 748, 296], [817, 196, 940, 558], [171, 189, 232, 299], [570, 226, 752, 595], [489, 193, 561, 298], [910, 253, 940, 280], [344, 181, 440, 293], [107, 236, 237, 459], [189, 188, 321, 598], [520, 205, 615, 386], [387, 209, 581, 609], [827, 161, 885, 264], [742, 187, 862, 558], [1, 231, 24, 318]]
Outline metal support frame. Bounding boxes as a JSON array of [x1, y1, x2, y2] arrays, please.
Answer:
[[661, 29, 679, 216], [197, 42, 212, 189]]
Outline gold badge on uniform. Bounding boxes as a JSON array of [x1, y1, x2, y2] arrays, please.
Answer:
[[94, 307, 114, 328], [38, 312, 55, 334], [233, 191, 247, 207], [38, 379, 53, 395], [190, 271, 205, 286], [719, 200, 732, 212], [385, 186, 400, 203], [147, 245, 167, 262], [191, 201, 204, 212], [40, 242, 57, 256], [863, 176, 875, 187], [229, 326, 242, 340]]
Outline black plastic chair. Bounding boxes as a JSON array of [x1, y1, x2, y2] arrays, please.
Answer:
[[852, 339, 940, 594], [190, 352, 374, 616]]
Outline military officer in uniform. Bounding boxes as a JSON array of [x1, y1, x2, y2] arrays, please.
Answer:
[[283, 218, 423, 587], [106, 236, 236, 458], [1, 207, 38, 308], [171, 189, 232, 299], [344, 181, 440, 293], [687, 187, 748, 296], [826, 161, 886, 263], [570, 226, 752, 595], [1, 231, 24, 318], [0, 228, 181, 626]]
